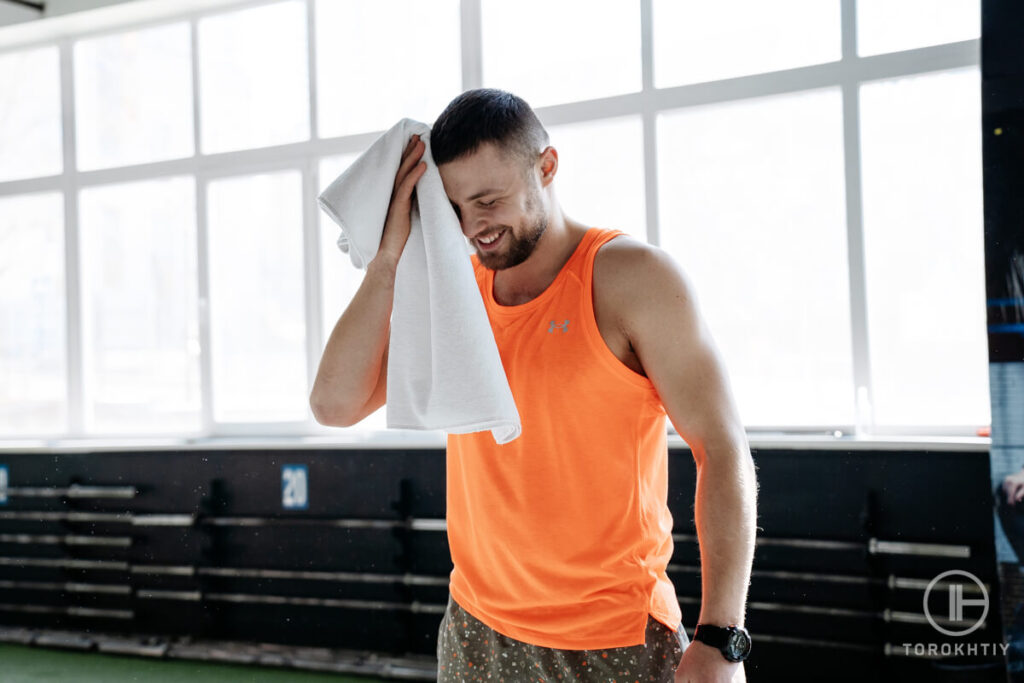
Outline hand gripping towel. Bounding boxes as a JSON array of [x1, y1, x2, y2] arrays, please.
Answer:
[[317, 117, 521, 444]]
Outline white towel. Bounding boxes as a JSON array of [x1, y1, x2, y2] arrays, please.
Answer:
[[317, 117, 521, 445]]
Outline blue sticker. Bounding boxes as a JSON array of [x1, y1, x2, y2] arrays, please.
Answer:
[[281, 464, 308, 510], [0, 465, 7, 505]]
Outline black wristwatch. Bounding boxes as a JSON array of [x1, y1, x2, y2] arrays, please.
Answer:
[[692, 623, 752, 662]]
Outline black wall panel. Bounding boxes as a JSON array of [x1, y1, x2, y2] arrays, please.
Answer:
[[0, 445, 1001, 681]]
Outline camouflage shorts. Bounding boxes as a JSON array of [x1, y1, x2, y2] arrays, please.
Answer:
[[436, 593, 688, 682]]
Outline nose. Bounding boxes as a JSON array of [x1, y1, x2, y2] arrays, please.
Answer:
[[459, 210, 490, 239]]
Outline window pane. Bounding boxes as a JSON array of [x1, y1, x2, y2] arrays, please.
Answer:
[[653, 0, 841, 87], [207, 170, 306, 422], [482, 0, 641, 108], [315, 0, 461, 137], [78, 177, 200, 433], [859, 68, 987, 427], [545, 116, 647, 241], [198, 1, 309, 154], [657, 88, 853, 428], [0, 192, 66, 435], [857, 0, 980, 56], [74, 22, 193, 171], [317, 154, 386, 431], [0, 46, 62, 182]]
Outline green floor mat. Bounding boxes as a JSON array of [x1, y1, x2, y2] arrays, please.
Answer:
[[0, 643, 390, 683]]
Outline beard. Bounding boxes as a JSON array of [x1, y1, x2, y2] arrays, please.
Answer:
[[476, 186, 548, 271]]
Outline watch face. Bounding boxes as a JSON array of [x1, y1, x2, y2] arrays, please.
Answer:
[[727, 631, 751, 660]]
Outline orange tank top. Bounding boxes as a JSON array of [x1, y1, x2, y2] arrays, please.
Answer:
[[445, 226, 682, 650]]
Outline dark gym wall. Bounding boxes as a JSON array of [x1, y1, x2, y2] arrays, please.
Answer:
[[0, 445, 998, 681], [983, 0, 1024, 678]]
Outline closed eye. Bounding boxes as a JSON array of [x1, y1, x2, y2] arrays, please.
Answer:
[[480, 200, 496, 207]]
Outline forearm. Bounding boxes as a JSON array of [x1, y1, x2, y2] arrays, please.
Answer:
[[310, 258, 395, 423], [692, 441, 757, 627]]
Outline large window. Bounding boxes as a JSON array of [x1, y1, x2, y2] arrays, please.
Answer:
[[74, 21, 194, 170], [78, 176, 200, 432], [314, 0, 461, 138], [657, 87, 854, 428], [0, 192, 66, 433], [206, 170, 307, 423], [0, 46, 62, 181], [652, 0, 841, 86], [197, 1, 309, 154], [0, 0, 986, 441], [858, 67, 986, 428]]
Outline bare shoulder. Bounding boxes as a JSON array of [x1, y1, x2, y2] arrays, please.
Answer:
[[593, 234, 699, 336], [594, 233, 687, 284], [593, 233, 710, 362]]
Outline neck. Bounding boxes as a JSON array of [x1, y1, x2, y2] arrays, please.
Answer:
[[494, 209, 589, 302]]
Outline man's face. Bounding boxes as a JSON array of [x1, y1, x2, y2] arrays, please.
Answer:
[[438, 142, 548, 271]]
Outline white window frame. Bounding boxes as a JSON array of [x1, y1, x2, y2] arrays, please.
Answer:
[[0, 0, 984, 447]]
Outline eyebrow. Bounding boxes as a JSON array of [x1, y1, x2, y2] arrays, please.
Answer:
[[465, 188, 504, 201]]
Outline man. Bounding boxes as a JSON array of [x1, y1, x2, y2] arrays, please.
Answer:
[[310, 88, 757, 682], [997, 467, 1024, 563]]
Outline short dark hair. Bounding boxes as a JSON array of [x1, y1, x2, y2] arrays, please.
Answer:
[[430, 88, 550, 179]]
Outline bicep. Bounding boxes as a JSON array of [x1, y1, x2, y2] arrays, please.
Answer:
[[623, 250, 745, 457]]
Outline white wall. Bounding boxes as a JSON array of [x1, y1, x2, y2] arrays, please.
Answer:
[[0, 0, 139, 28], [0, 2, 41, 28], [44, 0, 137, 17]]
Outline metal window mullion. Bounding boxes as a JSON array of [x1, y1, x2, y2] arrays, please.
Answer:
[[191, 16, 214, 436], [460, 0, 482, 90], [302, 157, 322, 424], [58, 38, 83, 437], [302, 0, 323, 424], [305, 0, 319, 140], [639, 0, 659, 246], [0, 175, 62, 195], [842, 0, 858, 63], [195, 180, 214, 436], [840, 0, 874, 435], [0, 47, 982, 196]]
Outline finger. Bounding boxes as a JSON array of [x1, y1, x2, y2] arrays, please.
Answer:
[[392, 140, 425, 195], [400, 161, 427, 200], [401, 133, 419, 159], [400, 134, 423, 167], [403, 141, 425, 179], [387, 161, 426, 216]]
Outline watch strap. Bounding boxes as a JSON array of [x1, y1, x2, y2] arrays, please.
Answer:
[[694, 623, 751, 663], [693, 623, 731, 648]]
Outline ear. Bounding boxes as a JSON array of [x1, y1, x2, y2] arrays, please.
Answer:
[[537, 145, 558, 188]]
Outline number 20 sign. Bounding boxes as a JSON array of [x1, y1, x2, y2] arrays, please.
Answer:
[[281, 464, 308, 510]]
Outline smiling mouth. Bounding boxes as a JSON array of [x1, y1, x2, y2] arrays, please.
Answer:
[[478, 229, 506, 246]]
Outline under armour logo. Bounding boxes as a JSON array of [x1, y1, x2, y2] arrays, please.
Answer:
[[548, 319, 570, 333]]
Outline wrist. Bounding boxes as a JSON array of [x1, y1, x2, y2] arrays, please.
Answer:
[[367, 256, 398, 287], [697, 611, 744, 629], [692, 623, 752, 663]]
